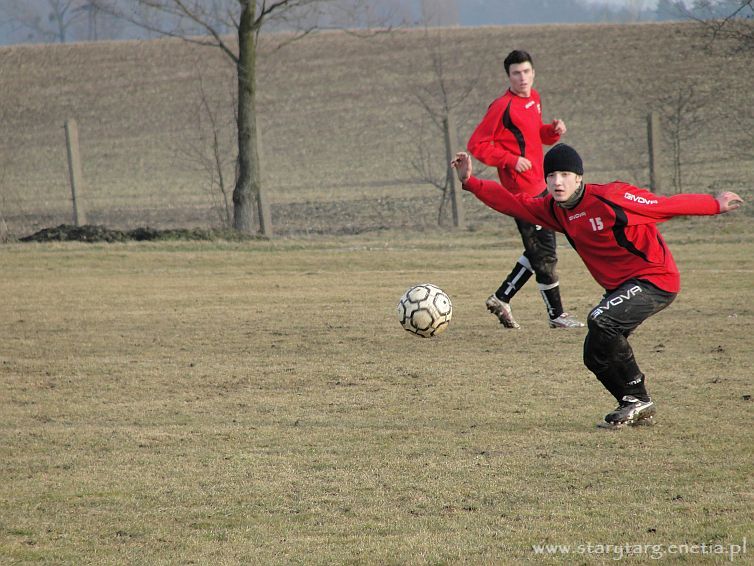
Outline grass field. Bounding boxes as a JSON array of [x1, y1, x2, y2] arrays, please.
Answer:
[[2, 219, 752, 563]]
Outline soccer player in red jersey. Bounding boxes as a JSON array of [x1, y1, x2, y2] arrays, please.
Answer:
[[467, 50, 582, 330], [452, 144, 744, 428]]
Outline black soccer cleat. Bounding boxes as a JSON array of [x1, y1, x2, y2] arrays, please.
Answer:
[[599, 395, 656, 429]]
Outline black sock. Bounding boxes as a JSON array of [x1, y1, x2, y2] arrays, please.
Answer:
[[624, 373, 650, 402], [597, 374, 625, 402], [539, 285, 564, 319], [496, 261, 533, 303]]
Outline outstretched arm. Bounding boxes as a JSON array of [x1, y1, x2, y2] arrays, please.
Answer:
[[451, 152, 561, 232], [609, 183, 744, 223]]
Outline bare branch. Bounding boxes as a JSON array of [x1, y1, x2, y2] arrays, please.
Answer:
[[652, 84, 713, 193], [0, 0, 92, 43], [683, 0, 754, 51], [92, 1, 239, 61], [174, 63, 237, 227], [170, 0, 237, 56]]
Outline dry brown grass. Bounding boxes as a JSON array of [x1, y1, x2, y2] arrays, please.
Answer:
[[0, 22, 752, 236], [1, 218, 752, 563]]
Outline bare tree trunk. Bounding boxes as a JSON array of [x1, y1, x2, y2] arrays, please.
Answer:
[[673, 136, 682, 194], [668, 103, 680, 195], [87, 3, 98, 40], [233, 0, 260, 234], [53, 6, 67, 43], [672, 103, 682, 194], [443, 114, 464, 228]]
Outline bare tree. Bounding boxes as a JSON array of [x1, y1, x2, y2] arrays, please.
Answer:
[[685, 1, 754, 51], [653, 85, 711, 194], [0, 0, 94, 43], [411, 118, 455, 226], [409, 24, 484, 227], [680, 1, 754, 179], [93, 0, 389, 235], [79, 0, 124, 40], [175, 66, 238, 228], [417, 0, 458, 25]]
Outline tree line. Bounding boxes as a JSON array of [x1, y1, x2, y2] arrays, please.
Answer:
[[1, 1, 751, 46]]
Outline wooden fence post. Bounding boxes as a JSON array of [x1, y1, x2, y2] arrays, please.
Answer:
[[647, 111, 662, 194], [443, 114, 465, 229], [0, 216, 8, 242], [64, 119, 87, 226]]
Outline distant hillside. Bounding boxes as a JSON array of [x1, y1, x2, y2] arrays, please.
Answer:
[[0, 22, 751, 237]]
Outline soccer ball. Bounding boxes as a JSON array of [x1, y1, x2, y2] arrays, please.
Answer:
[[397, 283, 452, 338]]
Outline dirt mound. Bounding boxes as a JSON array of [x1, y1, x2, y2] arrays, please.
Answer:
[[19, 224, 260, 243]]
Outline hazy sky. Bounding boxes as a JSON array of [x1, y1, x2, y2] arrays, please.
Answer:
[[583, 0, 691, 7], [584, 0, 657, 6], [0, 0, 697, 46]]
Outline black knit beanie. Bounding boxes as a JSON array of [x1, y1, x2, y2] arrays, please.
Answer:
[[544, 144, 583, 177]]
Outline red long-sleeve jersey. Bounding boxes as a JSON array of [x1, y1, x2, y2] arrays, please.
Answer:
[[467, 88, 560, 196], [463, 177, 721, 292]]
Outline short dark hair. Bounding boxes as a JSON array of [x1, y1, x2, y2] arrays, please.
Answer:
[[504, 50, 533, 76]]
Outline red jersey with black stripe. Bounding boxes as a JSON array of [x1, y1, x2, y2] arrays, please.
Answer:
[[463, 177, 721, 292], [467, 88, 560, 196]]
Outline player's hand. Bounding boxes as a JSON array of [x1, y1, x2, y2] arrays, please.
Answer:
[[552, 119, 567, 135], [716, 191, 744, 213], [514, 157, 532, 173], [451, 152, 472, 183]]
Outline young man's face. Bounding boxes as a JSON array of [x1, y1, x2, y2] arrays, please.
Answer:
[[507, 61, 535, 97], [546, 171, 583, 203]]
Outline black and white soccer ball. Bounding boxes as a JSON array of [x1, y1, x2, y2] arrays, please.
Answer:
[[397, 283, 452, 338]]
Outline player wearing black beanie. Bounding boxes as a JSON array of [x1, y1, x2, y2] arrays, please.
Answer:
[[452, 148, 743, 428]]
